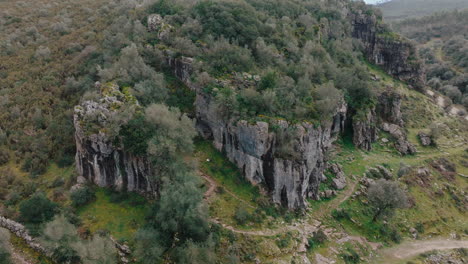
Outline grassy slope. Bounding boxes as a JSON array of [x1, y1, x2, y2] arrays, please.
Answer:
[[77, 188, 150, 243]]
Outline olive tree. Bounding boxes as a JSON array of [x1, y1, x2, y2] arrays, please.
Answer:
[[368, 179, 408, 221]]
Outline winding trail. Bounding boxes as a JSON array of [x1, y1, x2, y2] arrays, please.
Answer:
[[375, 239, 468, 263], [201, 172, 358, 237]]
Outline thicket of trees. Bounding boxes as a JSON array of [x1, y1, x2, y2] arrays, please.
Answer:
[[143, 0, 378, 122]]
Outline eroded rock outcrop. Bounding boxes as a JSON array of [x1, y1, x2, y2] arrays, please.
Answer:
[[74, 83, 155, 194], [166, 55, 347, 209], [418, 131, 432, 146], [350, 11, 425, 89], [328, 163, 347, 190], [352, 108, 378, 151], [196, 92, 347, 208]]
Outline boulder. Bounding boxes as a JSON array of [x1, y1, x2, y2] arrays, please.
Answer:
[[328, 163, 347, 190], [381, 122, 416, 155], [418, 131, 432, 146]]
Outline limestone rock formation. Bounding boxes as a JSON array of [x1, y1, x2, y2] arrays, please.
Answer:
[[350, 10, 425, 89], [381, 122, 416, 155], [167, 55, 347, 209], [328, 163, 347, 190], [378, 90, 404, 126], [352, 108, 378, 151], [418, 131, 432, 146], [74, 83, 155, 194], [147, 14, 172, 40]]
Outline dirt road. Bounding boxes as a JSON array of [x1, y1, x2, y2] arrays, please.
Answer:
[[375, 239, 468, 263]]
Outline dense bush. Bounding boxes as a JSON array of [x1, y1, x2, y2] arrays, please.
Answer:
[[368, 179, 408, 221], [0, 149, 9, 166], [70, 187, 95, 207], [19, 193, 57, 224]]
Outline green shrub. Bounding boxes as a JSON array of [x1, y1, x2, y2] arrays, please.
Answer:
[[0, 149, 9, 165], [51, 245, 81, 264], [307, 230, 327, 250], [70, 187, 95, 207], [19, 193, 57, 224], [234, 206, 251, 225], [332, 208, 350, 220], [340, 246, 360, 264]]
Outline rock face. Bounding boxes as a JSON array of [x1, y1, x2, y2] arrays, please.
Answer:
[[352, 90, 416, 155], [350, 11, 425, 89], [352, 108, 378, 151], [196, 93, 347, 208], [166, 56, 347, 208], [74, 83, 155, 194], [378, 90, 404, 126]]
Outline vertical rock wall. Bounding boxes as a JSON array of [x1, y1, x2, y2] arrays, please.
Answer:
[[167, 57, 347, 208], [74, 84, 155, 194], [350, 11, 425, 89]]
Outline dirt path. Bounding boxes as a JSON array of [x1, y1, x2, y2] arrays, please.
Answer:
[[11, 249, 34, 264], [376, 239, 468, 263], [200, 171, 256, 209], [203, 175, 358, 238]]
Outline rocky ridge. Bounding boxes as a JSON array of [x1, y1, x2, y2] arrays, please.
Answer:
[[182, 65, 347, 208], [350, 10, 425, 89], [74, 83, 155, 195], [74, 11, 422, 208]]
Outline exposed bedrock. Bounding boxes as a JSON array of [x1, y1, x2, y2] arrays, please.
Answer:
[[74, 84, 155, 195], [352, 107, 378, 151], [196, 92, 347, 208], [350, 11, 425, 89], [165, 56, 347, 208], [351, 89, 416, 154]]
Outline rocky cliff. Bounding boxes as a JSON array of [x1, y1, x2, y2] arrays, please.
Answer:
[[352, 89, 416, 154], [350, 10, 425, 89], [165, 55, 347, 208], [74, 83, 155, 194]]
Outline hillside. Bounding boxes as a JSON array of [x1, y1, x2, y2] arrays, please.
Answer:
[[377, 0, 468, 21], [0, 0, 467, 264], [392, 9, 468, 110]]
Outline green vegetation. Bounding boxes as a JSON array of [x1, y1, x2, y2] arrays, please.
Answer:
[[0, 229, 11, 264], [195, 139, 260, 201], [19, 193, 57, 224], [378, 0, 468, 21], [70, 187, 95, 207], [392, 9, 468, 108], [77, 188, 149, 242]]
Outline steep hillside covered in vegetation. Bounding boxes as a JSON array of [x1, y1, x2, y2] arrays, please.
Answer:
[[0, 0, 466, 264], [392, 9, 468, 110]]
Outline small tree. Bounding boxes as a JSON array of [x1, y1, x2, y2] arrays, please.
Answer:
[[70, 187, 95, 207], [19, 193, 57, 224], [367, 179, 408, 221]]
